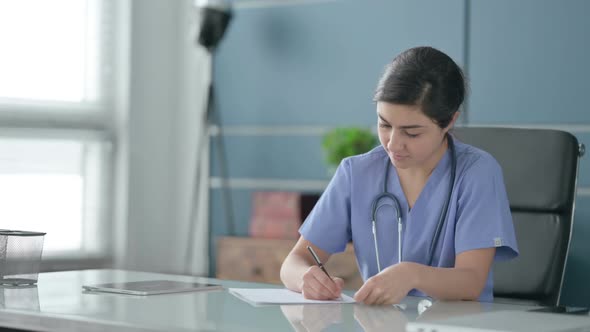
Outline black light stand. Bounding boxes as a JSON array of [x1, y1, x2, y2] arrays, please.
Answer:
[[185, 1, 233, 274]]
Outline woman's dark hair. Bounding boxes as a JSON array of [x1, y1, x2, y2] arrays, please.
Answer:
[[374, 46, 467, 129]]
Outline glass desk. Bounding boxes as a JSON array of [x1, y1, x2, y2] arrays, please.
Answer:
[[0, 269, 536, 332]]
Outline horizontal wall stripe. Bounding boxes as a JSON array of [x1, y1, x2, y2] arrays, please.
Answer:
[[463, 124, 590, 133], [211, 123, 590, 137], [211, 176, 590, 196], [233, 0, 338, 10], [209, 125, 332, 136], [210, 128, 589, 185], [210, 124, 590, 186], [210, 177, 329, 191], [0, 127, 112, 141]]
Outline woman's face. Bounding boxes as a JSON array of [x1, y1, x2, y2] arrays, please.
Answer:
[[377, 102, 450, 170]]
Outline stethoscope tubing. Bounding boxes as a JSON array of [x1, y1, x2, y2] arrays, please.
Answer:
[[371, 134, 456, 272]]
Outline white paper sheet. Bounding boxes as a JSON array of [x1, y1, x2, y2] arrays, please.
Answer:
[[228, 288, 355, 306]]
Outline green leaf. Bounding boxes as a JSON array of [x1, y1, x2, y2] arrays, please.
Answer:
[[322, 127, 378, 167]]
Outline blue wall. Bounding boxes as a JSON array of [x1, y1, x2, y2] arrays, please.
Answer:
[[210, 0, 590, 306], [468, 0, 590, 307]]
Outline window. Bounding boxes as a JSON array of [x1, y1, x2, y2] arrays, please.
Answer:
[[0, 135, 110, 256], [0, 0, 106, 104], [0, 0, 120, 259]]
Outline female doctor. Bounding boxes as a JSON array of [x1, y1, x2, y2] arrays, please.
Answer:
[[280, 46, 518, 305]]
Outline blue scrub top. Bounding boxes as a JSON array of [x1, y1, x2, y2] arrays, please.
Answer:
[[299, 139, 519, 302]]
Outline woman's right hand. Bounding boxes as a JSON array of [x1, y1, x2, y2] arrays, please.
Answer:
[[300, 265, 344, 300]]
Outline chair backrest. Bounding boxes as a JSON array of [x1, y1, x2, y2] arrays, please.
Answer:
[[453, 127, 582, 306]]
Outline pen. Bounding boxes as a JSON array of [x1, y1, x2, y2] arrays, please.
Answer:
[[307, 246, 333, 280]]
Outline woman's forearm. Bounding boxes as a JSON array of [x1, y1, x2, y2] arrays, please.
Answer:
[[408, 262, 488, 300], [280, 253, 312, 292]]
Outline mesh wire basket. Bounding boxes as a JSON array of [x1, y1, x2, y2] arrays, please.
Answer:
[[0, 230, 46, 286]]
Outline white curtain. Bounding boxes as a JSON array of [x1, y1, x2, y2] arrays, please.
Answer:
[[116, 0, 210, 276], [177, 1, 212, 276]]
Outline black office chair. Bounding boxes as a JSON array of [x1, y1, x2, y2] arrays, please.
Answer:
[[454, 127, 584, 306]]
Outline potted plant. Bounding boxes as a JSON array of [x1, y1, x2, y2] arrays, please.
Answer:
[[322, 127, 378, 175]]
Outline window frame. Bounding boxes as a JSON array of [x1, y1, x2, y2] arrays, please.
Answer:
[[0, 0, 127, 269]]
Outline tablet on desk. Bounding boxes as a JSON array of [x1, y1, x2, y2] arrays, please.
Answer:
[[82, 280, 223, 296]]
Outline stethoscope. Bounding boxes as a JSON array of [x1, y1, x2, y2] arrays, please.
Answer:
[[371, 134, 456, 272]]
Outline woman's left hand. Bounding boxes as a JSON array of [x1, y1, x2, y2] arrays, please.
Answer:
[[353, 262, 418, 305]]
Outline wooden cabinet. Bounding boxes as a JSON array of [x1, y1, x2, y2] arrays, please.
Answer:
[[216, 236, 363, 290]]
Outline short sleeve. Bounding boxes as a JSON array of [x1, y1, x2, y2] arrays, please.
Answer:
[[455, 156, 519, 261], [299, 158, 352, 254]]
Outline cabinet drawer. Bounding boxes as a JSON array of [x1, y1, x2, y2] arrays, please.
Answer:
[[216, 237, 363, 290]]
